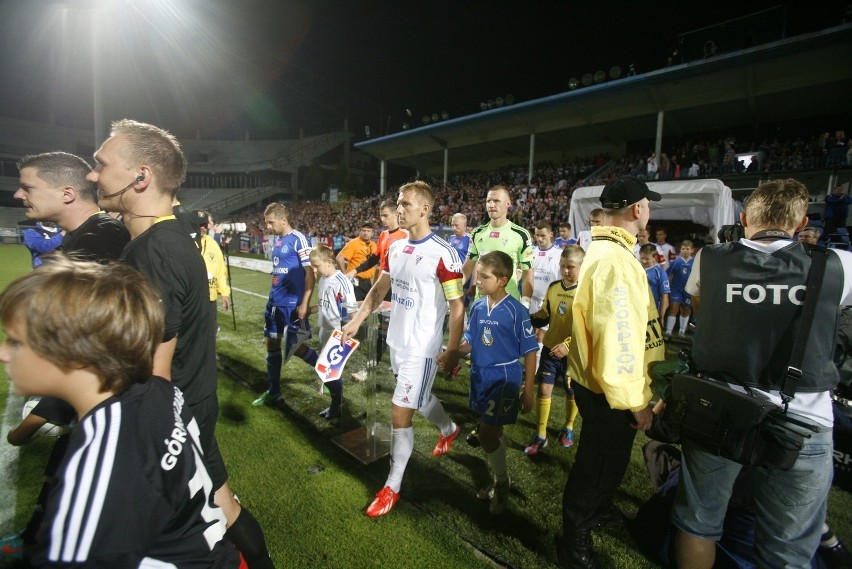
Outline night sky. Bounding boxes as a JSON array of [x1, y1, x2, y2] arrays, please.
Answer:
[[0, 1, 848, 139]]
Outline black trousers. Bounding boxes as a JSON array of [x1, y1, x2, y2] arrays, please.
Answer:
[[562, 382, 638, 532]]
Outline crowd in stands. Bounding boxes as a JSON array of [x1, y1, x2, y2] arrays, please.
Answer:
[[216, 128, 849, 249]]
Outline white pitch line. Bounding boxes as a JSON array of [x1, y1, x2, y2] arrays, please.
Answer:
[[0, 390, 23, 532], [232, 286, 267, 300]]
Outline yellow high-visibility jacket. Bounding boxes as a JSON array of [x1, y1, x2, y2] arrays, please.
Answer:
[[568, 226, 665, 411]]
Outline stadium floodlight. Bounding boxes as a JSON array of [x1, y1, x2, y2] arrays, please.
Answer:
[[422, 115, 431, 124], [440, 111, 449, 120], [480, 102, 488, 111], [505, 94, 514, 104], [487, 99, 495, 109], [431, 112, 439, 122], [609, 66, 622, 79], [495, 97, 504, 107], [581, 73, 594, 86], [401, 122, 409, 130], [594, 70, 605, 84], [405, 108, 413, 117], [568, 78, 579, 90]]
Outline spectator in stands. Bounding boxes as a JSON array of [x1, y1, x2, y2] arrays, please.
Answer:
[[21, 222, 63, 268], [659, 152, 672, 180], [337, 221, 377, 301], [647, 152, 659, 180], [824, 185, 852, 236]]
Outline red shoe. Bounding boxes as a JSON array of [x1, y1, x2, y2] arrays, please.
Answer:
[[366, 486, 400, 517], [432, 424, 461, 456]]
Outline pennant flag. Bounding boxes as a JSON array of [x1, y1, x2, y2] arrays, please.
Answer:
[[315, 329, 360, 383]]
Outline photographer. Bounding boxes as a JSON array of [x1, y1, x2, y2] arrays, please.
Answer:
[[673, 179, 852, 568]]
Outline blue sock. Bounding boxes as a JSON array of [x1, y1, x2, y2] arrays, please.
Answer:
[[266, 350, 282, 395], [327, 379, 343, 410], [301, 347, 319, 367]]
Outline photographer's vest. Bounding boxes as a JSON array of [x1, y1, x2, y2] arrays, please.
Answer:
[[692, 241, 843, 392]]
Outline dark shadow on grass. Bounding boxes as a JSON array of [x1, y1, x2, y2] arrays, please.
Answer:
[[218, 352, 562, 568]]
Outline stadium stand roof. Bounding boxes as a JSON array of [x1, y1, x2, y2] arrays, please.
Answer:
[[354, 24, 852, 175]]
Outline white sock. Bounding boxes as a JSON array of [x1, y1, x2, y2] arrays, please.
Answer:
[[665, 316, 676, 335], [385, 427, 414, 493], [420, 394, 454, 436], [679, 316, 690, 333], [486, 437, 509, 484]]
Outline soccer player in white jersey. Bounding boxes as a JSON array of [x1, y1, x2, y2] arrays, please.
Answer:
[[343, 180, 465, 518], [530, 220, 563, 334]]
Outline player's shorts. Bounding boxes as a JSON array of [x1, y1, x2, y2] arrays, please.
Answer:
[[264, 302, 298, 339], [189, 393, 228, 489], [469, 362, 522, 426], [390, 351, 438, 410], [536, 349, 570, 389], [670, 287, 691, 306]]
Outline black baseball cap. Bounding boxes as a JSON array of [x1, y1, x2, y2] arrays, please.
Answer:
[[599, 176, 662, 208], [193, 210, 208, 227]]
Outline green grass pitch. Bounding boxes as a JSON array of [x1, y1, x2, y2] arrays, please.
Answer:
[[1, 243, 850, 568]]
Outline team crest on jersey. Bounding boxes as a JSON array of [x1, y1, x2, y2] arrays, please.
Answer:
[[489, 231, 500, 238], [280, 244, 290, 254], [502, 238, 509, 246], [415, 255, 423, 264], [481, 326, 494, 346], [403, 245, 415, 254], [558, 301, 567, 315]]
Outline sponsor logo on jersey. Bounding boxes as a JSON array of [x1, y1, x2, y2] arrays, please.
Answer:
[[522, 319, 534, 338], [489, 231, 500, 238], [538, 251, 546, 256], [482, 326, 494, 346], [392, 292, 415, 309], [403, 245, 415, 254]]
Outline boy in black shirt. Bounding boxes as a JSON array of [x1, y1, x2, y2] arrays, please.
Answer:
[[0, 257, 239, 568]]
